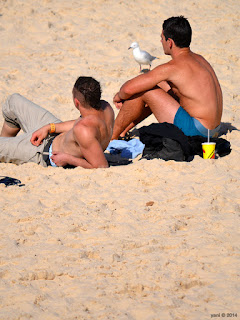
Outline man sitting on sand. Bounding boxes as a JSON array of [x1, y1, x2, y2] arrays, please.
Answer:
[[111, 16, 223, 140], [0, 76, 114, 168]]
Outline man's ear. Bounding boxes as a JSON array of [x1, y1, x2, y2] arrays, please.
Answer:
[[168, 38, 174, 49], [74, 98, 80, 109]]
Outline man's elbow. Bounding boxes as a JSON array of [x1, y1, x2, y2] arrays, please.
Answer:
[[90, 161, 109, 169], [120, 82, 133, 99], [96, 162, 109, 169]]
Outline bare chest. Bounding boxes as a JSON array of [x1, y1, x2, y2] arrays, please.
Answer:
[[52, 131, 83, 158]]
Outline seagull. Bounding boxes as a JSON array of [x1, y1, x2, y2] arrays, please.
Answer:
[[128, 41, 158, 72]]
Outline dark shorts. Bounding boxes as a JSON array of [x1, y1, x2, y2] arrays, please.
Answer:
[[42, 135, 58, 167], [174, 106, 220, 137]]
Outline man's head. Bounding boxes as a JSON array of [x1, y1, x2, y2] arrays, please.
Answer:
[[73, 76, 102, 110], [162, 16, 192, 48]]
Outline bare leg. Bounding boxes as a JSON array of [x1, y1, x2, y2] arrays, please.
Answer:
[[111, 87, 180, 140], [0, 121, 20, 137], [119, 82, 175, 136], [112, 93, 147, 140], [119, 106, 152, 138]]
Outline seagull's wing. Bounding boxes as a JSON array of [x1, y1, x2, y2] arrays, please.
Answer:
[[142, 50, 157, 61]]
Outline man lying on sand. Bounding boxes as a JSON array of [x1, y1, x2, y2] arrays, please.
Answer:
[[111, 16, 223, 140], [0, 76, 114, 168]]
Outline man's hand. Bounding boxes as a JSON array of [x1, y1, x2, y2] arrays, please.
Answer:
[[113, 92, 124, 109], [30, 125, 49, 146], [51, 150, 108, 169], [51, 152, 68, 167]]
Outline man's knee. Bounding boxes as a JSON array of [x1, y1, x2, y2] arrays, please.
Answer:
[[142, 87, 163, 101], [143, 87, 179, 106], [3, 93, 21, 112], [2, 93, 22, 128], [7, 93, 22, 107]]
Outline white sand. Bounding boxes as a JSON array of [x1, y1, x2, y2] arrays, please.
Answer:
[[0, 1, 239, 319]]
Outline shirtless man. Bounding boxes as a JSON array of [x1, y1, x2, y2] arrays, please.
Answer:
[[111, 16, 223, 140], [0, 76, 114, 168]]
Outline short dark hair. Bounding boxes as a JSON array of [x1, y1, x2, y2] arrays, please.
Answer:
[[73, 76, 102, 110], [163, 16, 192, 48]]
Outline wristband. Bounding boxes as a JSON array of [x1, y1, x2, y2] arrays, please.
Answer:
[[49, 123, 56, 134]]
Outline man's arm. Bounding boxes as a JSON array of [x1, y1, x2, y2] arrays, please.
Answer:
[[50, 150, 108, 169], [117, 63, 173, 100], [51, 123, 109, 169], [52, 120, 77, 133], [113, 92, 123, 110], [31, 120, 76, 146]]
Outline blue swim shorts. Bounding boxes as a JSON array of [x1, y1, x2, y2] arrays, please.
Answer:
[[174, 106, 220, 137]]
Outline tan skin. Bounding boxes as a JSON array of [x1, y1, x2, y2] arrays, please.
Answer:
[[30, 97, 114, 168], [111, 30, 222, 140]]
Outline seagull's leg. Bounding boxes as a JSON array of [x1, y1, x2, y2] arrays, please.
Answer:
[[139, 64, 141, 72]]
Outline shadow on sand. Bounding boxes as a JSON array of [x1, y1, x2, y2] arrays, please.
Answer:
[[218, 122, 239, 136]]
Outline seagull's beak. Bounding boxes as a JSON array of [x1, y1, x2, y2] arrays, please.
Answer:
[[128, 47, 132, 50]]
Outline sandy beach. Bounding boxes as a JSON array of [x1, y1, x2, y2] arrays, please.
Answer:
[[0, 0, 239, 319]]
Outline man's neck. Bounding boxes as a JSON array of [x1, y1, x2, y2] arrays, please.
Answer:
[[79, 106, 101, 119], [171, 47, 191, 59]]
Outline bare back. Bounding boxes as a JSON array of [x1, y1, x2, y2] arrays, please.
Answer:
[[52, 100, 114, 159], [168, 51, 223, 129]]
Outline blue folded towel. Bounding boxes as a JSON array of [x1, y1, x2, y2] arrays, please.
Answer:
[[107, 139, 145, 159]]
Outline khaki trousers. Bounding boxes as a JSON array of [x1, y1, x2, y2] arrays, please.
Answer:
[[0, 93, 61, 166]]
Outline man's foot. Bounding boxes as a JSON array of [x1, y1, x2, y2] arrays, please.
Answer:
[[117, 129, 139, 141], [118, 132, 132, 141]]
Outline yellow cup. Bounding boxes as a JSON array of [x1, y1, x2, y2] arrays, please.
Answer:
[[202, 142, 216, 159]]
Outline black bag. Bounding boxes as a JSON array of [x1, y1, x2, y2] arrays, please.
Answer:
[[139, 123, 231, 162]]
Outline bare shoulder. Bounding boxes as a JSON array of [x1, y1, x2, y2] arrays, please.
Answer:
[[100, 99, 111, 109], [190, 52, 213, 69], [192, 52, 207, 62], [75, 115, 99, 132], [143, 61, 177, 82], [153, 60, 176, 73], [73, 117, 99, 147], [100, 100, 114, 118]]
